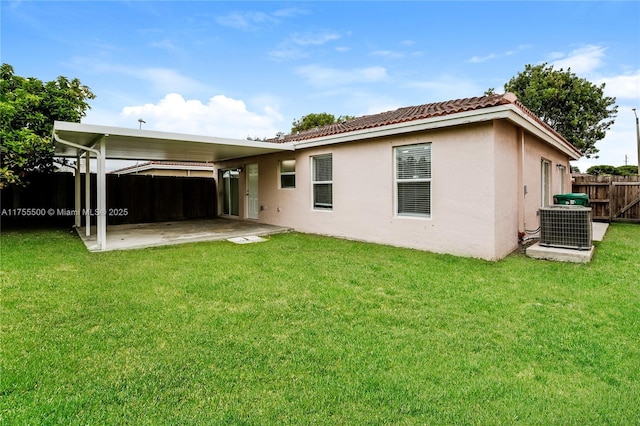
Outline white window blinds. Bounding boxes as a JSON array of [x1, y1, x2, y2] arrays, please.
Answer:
[[312, 154, 332, 209], [396, 144, 431, 216]]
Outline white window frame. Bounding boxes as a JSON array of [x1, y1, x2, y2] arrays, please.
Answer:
[[311, 154, 332, 210], [279, 159, 296, 189], [395, 143, 432, 218]]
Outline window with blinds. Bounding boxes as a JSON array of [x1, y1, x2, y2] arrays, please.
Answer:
[[280, 159, 296, 189], [312, 154, 332, 209], [395, 143, 431, 217]]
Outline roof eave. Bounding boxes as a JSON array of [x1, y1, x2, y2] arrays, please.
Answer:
[[502, 106, 582, 160], [291, 105, 582, 160], [291, 106, 508, 149]]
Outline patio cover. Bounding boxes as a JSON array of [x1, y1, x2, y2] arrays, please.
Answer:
[[53, 121, 293, 251]]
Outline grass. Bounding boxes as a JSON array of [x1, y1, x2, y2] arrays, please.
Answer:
[[1, 224, 639, 424]]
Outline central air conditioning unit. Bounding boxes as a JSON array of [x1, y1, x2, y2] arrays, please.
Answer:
[[539, 206, 592, 250]]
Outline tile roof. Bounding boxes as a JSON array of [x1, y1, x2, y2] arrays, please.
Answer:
[[268, 93, 573, 150]]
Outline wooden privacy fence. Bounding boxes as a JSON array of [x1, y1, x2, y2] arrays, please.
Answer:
[[572, 175, 640, 222], [2, 172, 217, 227]]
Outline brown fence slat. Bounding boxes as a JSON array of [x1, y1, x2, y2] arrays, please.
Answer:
[[1, 172, 217, 227], [572, 174, 640, 222]]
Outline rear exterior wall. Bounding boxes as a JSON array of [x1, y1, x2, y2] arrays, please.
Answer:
[[215, 119, 573, 259], [521, 130, 573, 234], [216, 121, 521, 260]]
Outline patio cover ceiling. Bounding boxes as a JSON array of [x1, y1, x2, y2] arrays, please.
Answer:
[[53, 121, 293, 162]]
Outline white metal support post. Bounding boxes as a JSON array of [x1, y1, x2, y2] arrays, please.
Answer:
[[53, 129, 107, 250], [85, 150, 91, 237], [75, 152, 81, 228], [96, 137, 107, 251]]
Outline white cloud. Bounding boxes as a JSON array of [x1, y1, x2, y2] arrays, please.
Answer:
[[271, 7, 307, 19], [66, 57, 211, 96], [469, 44, 532, 63], [550, 44, 606, 74], [137, 67, 210, 94], [370, 50, 406, 59], [402, 76, 483, 101], [596, 72, 640, 100], [268, 47, 308, 60], [120, 93, 283, 139], [215, 11, 277, 31], [269, 31, 342, 59], [572, 104, 639, 170], [150, 38, 178, 53], [296, 64, 388, 87], [290, 31, 341, 46], [215, 8, 306, 31], [469, 53, 499, 63]]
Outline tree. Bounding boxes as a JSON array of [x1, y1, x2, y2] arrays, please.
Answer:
[[0, 63, 95, 188], [504, 63, 617, 158], [291, 113, 355, 133], [586, 165, 619, 175], [586, 164, 639, 176], [615, 165, 638, 176]]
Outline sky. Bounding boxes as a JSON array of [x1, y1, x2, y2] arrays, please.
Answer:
[[2, 0, 639, 172]]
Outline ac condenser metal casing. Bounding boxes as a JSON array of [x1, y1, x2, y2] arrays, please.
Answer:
[[539, 206, 592, 250]]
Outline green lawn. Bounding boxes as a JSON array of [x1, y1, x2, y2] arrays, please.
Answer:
[[1, 224, 639, 424]]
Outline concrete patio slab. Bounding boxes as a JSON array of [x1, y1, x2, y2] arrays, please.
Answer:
[[525, 221, 609, 263], [526, 243, 595, 263], [76, 218, 292, 252], [592, 222, 609, 242]]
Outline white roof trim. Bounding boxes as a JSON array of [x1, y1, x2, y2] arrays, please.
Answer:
[[53, 121, 294, 162]]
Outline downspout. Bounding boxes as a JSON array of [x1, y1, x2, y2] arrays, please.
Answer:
[[53, 132, 101, 158], [520, 130, 540, 242], [520, 129, 526, 233]]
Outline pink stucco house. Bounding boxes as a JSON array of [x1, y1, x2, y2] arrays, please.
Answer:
[[213, 93, 581, 260], [54, 92, 581, 258]]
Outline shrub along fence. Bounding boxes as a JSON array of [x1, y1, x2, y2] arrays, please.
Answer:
[[1, 173, 217, 227], [572, 174, 640, 222]]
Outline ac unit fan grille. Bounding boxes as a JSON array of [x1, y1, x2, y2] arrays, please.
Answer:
[[539, 206, 592, 250]]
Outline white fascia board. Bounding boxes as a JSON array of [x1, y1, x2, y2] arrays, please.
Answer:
[[54, 121, 294, 151], [290, 106, 582, 160]]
